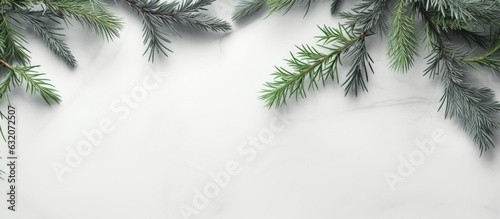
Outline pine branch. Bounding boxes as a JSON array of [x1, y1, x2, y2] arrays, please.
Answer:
[[123, 0, 231, 61], [461, 32, 500, 74], [42, 0, 122, 41], [0, 60, 61, 105], [232, 0, 265, 21], [14, 10, 77, 66], [419, 5, 500, 154], [340, 0, 388, 34], [0, 60, 17, 102], [330, 0, 342, 15], [0, 14, 30, 65], [259, 0, 500, 154], [387, 0, 419, 72], [451, 29, 489, 49], [260, 25, 359, 108], [1, 0, 35, 8], [261, 0, 392, 107], [342, 33, 373, 96], [17, 66, 61, 105], [423, 0, 500, 28], [266, 0, 315, 16]]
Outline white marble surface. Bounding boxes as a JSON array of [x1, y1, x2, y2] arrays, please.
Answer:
[[1, 1, 500, 219]]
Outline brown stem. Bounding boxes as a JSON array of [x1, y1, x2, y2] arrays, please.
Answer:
[[0, 60, 14, 71]]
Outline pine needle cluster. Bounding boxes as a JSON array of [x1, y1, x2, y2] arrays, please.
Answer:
[[232, 0, 500, 155], [0, 0, 229, 135], [0, 0, 230, 179]]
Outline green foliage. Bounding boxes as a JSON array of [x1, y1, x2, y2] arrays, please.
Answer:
[[232, 0, 265, 21], [387, 0, 418, 72], [339, 0, 388, 34], [260, 25, 357, 107], [16, 10, 77, 66], [42, 0, 122, 41], [0, 16, 30, 65], [254, 0, 500, 154], [123, 0, 231, 61], [266, 0, 315, 16], [0, 0, 230, 116], [0, 0, 230, 179], [330, 0, 342, 15]]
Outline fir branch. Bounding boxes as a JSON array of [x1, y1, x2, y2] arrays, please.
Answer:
[[0, 14, 30, 65], [419, 5, 500, 154], [178, 0, 215, 12], [440, 52, 500, 154], [461, 32, 500, 74], [330, 0, 342, 15], [123, 0, 231, 61], [451, 29, 489, 49], [232, 0, 265, 21], [0, 60, 17, 102], [16, 65, 61, 105], [42, 0, 122, 41], [340, 0, 388, 34], [388, 0, 419, 72], [261, 0, 391, 107], [259, 0, 500, 154], [0, 60, 61, 105], [260, 25, 359, 108], [342, 33, 373, 96], [423, 0, 500, 28], [174, 0, 231, 31], [1, 0, 35, 8], [15, 10, 77, 66], [266, 0, 315, 16]]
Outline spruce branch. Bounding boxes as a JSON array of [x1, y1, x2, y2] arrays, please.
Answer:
[[342, 32, 373, 96], [423, 0, 500, 28], [426, 42, 500, 153], [461, 32, 500, 74], [0, 59, 61, 105], [439, 56, 500, 154], [340, 0, 388, 34], [419, 3, 500, 153], [42, 0, 122, 41], [387, 0, 419, 73], [0, 14, 30, 65], [15, 10, 77, 66], [451, 29, 489, 49], [260, 25, 362, 108], [260, 0, 500, 153], [266, 0, 315, 16], [15, 65, 62, 105], [0, 60, 17, 102], [232, 0, 265, 21], [330, 0, 342, 15], [122, 0, 231, 61], [261, 0, 390, 107]]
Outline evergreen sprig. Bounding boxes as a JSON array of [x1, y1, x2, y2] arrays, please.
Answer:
[[233, 0, 500, 154], [123, 0, 231, 61], [261, 25, 358, 107], [387, 0, 418, 72], [42, 0, 122, 40], [0, 0, 230, 179], [232, 0, 265, 21]]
